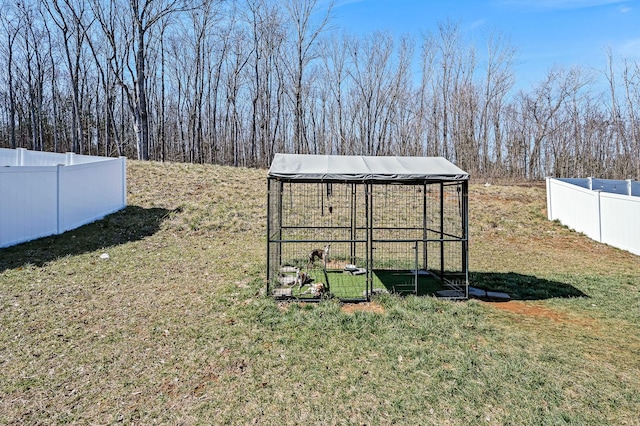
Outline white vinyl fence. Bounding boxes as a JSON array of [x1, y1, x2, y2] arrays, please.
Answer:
[[546, 177, 640, 256], [1, 148, 126, 248]]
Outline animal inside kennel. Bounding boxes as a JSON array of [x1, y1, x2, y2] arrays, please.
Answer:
[[267, 154, 470, 301]]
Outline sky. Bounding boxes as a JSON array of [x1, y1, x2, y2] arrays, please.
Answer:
[[329, 0, 640, 89]]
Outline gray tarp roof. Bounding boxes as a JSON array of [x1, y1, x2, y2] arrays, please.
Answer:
[[268, 154, 469, 182]]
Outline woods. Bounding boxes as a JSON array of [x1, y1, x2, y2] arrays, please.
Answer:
[[1, 0, 639, 179]]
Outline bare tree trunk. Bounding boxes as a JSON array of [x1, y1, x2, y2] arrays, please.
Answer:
[[622, 59, 640, 179], [43, 0, 90, 154], [43, 17, 61, 152], [480, 32, 515, 177], [285, 0, 332, 154], [2, 15, 19, 149], [132, 5, 150, 160]]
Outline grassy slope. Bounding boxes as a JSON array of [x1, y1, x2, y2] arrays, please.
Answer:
[[1, 161, 639, 425]]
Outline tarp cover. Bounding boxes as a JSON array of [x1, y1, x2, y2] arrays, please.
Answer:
[[268, 154, 469, 182]]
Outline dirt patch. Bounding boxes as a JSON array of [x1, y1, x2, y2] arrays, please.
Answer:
[[484, 301, 598, 330], [341, 302, 385, 315], [485, 301, 566, 321]]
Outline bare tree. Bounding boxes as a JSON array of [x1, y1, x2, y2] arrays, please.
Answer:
[[422, 21, 476, 161], [0, 5, 21, 149], [284, 0, 332, 154], [15, 2, 50, 152], [319, 32, 351, 155], [43, 0, 92, 154], [621, 58, 640, 179], [244, 0, 287, 165], [347, 32, 396, 155], [517, 66, 591, 178], [91, 0, 200, 160], [478, 31, 515, 177]]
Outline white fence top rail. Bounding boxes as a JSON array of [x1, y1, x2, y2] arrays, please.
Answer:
[[0, 147, 115, 167], [557, 177, 640, 197]]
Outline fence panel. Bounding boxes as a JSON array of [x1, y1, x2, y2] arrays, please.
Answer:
[[599, 192, 640, 256], [58, 159, 127, 233], [0, 166, 59, 247], [546, 178, 601, 241], [546, 177, 640, 256], [0, 148, 126, 248]]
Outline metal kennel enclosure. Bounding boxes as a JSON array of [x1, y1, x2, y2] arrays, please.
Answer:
[[267, 154, 469, 301]]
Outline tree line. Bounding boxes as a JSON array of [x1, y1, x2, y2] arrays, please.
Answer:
[[1, 0, 639, 180]]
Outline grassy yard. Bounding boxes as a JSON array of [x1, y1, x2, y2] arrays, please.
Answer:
[[1, 161, 639, 424]]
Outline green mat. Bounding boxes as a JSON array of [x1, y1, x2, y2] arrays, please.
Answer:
[[293, 269, 449, 300]]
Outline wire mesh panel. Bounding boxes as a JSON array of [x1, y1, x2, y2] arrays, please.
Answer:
[[424, 182, 468, 298], [370, 184, 422, 290], [268, 181, 369, 300], [278, 182, 362, 243], [368, 181, 468, 298]]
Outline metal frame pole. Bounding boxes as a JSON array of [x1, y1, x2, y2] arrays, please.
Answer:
[[366, 182, 373, 300], [422, 182, 428, 271], [462, 180, 469, 297], [440, 182, 445, 280]]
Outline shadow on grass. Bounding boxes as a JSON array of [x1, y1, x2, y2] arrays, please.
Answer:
[[369, 270, 589, 300], [0, 205, 173, 273], [373, 270, 445, 297], [470, 272, 589, 300]]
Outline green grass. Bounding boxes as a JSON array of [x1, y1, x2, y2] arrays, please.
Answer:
[[1, 161, 640, 424]]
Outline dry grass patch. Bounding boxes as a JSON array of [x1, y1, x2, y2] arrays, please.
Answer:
[[483, 300, 600, 332], [341, 302, 385, 315]]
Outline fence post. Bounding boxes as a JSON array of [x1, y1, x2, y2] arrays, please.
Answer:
[[17, 147, 26, 166], [588, 177, 593, 191], [596, 190, 602, 243], [627, 179, 632, 196], [120, 157, 127, 207], [57, 164, 62, 235], [66, 152, 75, 165], [545, 177, 553, 220]]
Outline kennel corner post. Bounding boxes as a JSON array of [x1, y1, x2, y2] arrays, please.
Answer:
[[266, 178, 284, 295], [365, 181, 373, 301], [462, 179, 469, 297], [440, 182, 445, 280], [266, 178, 273, 294], [266, 178, 270, 294], [414, 239, 419, 294], [422, 181, 428, 272]]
